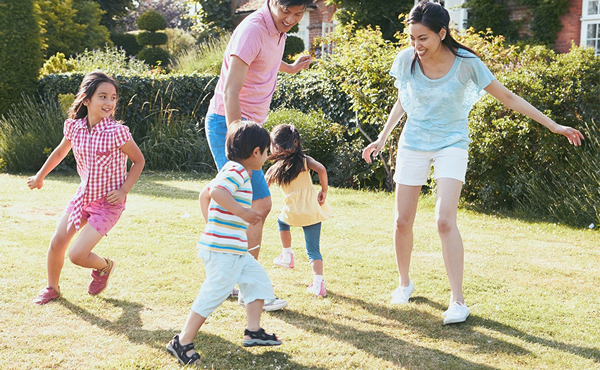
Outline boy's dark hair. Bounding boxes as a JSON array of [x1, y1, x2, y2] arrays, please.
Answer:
[[69, 70, 119, 119], [226, 120, 271, 161], [276, 0, 315, 8]]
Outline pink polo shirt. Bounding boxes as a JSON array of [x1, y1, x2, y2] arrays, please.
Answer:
[[64, 117, 132, 231], [209, 1, 286, 124]]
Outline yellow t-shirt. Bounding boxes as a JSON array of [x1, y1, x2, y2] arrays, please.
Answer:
[[278, 159, 333, 227]]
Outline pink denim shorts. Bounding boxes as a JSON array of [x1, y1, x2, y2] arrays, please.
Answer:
[[66, 197, 126, 236]]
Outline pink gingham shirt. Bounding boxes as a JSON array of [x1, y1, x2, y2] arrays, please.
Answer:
[[64, 117, 132, 231]]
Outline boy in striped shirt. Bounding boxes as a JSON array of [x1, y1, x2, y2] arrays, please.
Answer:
[[166, 121, 281, 365]]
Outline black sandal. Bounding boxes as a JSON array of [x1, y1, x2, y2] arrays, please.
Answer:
[[242, 328, 282, 347], [166, 335, 201, 365]]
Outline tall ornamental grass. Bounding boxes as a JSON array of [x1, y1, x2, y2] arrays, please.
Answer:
[[138, 109, 214, 172], [515, 121, 600, 227], [0, 96, 72, 172], [172, 32, 231, 75]]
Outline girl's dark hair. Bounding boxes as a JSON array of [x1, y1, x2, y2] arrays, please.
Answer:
[[265, 124, 305, 186], [225, 120, 271, 161], [68, 70, 119, 119], [277, 0, 315, 8], [407, 1, 477, 74]]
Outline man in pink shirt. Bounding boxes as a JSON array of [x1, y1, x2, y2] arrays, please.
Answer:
[[205, 0, 314, 311]]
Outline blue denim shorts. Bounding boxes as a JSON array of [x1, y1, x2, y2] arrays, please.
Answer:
[[205, 112, 271, 201]]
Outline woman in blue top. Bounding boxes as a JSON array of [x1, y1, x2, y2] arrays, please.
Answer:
[[362, 1, 584, 325]]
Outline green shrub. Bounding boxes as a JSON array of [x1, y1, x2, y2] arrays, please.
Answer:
[[166, 28, 197, 58], [110, 32, 143, 57], [283, 35, 305, 63], [0, 96, 74, 173], [263, 108, 375, 188], [465, 45, 600, 209], [515, 121, 599, 227], [75, 46, 151, 76], [40, 53, 78, 76], [137, 47, 171, 67], [172, 32, 231, 74], [0, 0, 43, 116], [137, 9, 168, 32], [137, 32, 169, 47]]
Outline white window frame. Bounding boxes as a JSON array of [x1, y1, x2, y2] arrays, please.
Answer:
[[581, 0, 600, 55], [289, 10, 310, 51], [321, 21, 335, 55]]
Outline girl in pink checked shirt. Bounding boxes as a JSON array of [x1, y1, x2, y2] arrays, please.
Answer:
[[28, 71, 145, 305]]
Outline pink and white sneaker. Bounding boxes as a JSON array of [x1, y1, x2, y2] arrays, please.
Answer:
[[273, 253, 294, 269], [307, 280, 326, 297]]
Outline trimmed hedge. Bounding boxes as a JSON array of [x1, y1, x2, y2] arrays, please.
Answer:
[[37, 73, 218, 142]]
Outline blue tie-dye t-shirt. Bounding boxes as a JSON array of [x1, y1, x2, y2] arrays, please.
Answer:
[[390, 47, 495, 152]]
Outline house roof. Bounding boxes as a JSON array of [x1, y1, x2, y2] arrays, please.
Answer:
[[235, 0, 317, 14]]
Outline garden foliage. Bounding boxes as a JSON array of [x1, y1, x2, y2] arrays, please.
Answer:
[[136, 10, 171, 67], [0, 0, 43, 116]]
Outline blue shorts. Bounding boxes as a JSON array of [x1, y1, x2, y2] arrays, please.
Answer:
[[205, 112, 271, 201], [192, 249, 275, 317]]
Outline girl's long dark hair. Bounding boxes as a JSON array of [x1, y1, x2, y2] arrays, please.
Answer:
[[407, 1, 477, 75], [265, 124, 306, 186], [68, 71, 119, 119]]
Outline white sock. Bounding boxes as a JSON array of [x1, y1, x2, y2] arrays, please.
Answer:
[[314, 275, 324, 283], [283, 247, 293, 255]]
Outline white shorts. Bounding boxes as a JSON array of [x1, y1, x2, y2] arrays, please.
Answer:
[[393, 146, 469, 186], [191, 249, 275, 318]]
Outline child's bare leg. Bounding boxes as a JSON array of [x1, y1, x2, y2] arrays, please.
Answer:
[[67, 224, 107, 270], [279, 230, 292, 248], [245, 299, 264, 333], [179, 310, 206, 344], [310, 259, 323, 276], [47, 213, 78, 289]]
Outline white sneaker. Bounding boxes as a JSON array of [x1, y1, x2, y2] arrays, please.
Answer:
[[273, 253, 294, 269], [263, 298, 288, 311], [307, 280, 326, 297], [443, 301, 470, 325], [238, 295, 288, 311], [390, 280, 414, 304]]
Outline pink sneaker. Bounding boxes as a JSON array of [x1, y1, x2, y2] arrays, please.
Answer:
[[88, 258, 115, 295], [307, 280, 326, 297], [273, 253, 294, 269], [33, 286, 61, 305]]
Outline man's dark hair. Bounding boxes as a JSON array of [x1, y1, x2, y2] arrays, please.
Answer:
[[226, 121, 271, 161], [276, 0, 315, 8]]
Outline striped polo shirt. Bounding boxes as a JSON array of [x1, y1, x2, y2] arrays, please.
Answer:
[[198, 161, 252, 255]]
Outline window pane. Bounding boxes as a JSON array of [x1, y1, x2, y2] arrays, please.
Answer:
[[589, 0, 599, 15], [588, 24, 597, 38]]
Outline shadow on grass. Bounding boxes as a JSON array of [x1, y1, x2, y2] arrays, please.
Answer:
[[275, 302, 498, 370], [38, 172, 212, 201], [316, 292, 599, 365], [58, 297, 326, 369]]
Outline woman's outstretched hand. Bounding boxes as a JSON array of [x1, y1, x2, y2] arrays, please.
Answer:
[[552, 124, 585, 146], [362, 140, 385, 164]]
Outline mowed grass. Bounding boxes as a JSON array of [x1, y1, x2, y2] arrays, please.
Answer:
[[0, 172, 598, 370]]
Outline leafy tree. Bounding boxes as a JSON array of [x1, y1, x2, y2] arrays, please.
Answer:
[[115, 0, 191, 32], [0, 0, 43, 116], [92, 0, 134, 30], [36, 0, 111, 58], [325, 0, 413, 41]]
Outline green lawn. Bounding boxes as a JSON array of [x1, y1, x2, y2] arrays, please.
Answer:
[[1, 172, 598, 369]]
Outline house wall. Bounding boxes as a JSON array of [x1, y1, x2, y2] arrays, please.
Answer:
[[555, 0, 583, 52]]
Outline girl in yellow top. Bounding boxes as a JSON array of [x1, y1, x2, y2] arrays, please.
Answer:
[[265, 124, 333, 297]]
